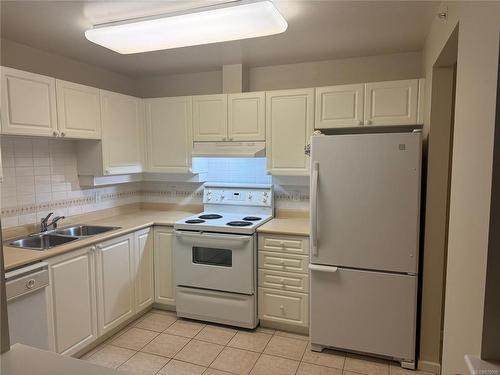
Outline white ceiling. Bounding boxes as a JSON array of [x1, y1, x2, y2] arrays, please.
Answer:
[[0, 1, 439, 78]]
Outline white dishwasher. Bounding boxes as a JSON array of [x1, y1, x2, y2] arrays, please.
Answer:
[[5, 262, 50, 350]]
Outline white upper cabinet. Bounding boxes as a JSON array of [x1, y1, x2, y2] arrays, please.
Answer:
[[364, 79, 419, 126], [193, 94, 228, 141], [100, 90, 144, 174], [417, 78, 425, 125], [145, 96, 193, 173], [315, 84, 364, 129], [1, 67, 58, 136], [56, 80, 101, 139], [228, 92, 265, 141], [266, 88, 314, 176]]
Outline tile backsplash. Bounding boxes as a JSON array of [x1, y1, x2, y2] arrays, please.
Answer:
[[1, 137, 308, 229]]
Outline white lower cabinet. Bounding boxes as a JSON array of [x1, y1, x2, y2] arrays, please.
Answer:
[[95, 233, 135, 335], [154, 226, 175, 307], [46, 247, 97, 356], [134, 228, 155, 313], [258, 233, 310, 331], [46, 229, 161, 356], [258, 288, 309, 328]]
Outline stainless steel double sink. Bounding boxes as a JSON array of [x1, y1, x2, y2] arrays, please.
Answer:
[[8, 225, 121, 251]]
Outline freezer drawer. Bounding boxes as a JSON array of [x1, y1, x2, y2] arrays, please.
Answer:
[[310, 266, 417, 361]]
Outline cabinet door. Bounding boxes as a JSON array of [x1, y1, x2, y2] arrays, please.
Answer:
[[46, 247, 97, 356], [1, 67, 58, 136], [56, 80, 101, 139], [258, 287, 309, 328], [154, 227, 175, 306], [100, 90, 144, 174], [192, 94, 228, 141], [315, 84, 364, 129], [228, 92, 265, 141], [134, 228, 154, 313], [364, 79, 419, 126], [145, 97, 193, 173], [266, 88, 314, 176], [95, 234, 135, 335]]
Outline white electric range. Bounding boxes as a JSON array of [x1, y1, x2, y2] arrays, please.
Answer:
[[173, 183, 273, 329]]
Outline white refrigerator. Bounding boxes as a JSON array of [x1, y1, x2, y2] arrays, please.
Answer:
[[309, 131, 421, 369]]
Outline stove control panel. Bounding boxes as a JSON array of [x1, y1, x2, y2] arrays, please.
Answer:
[[203, 185, 273, 207]]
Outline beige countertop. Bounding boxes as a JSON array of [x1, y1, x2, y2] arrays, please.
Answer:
[[257, 217, 310, 236], [3, 209, 194, 271]]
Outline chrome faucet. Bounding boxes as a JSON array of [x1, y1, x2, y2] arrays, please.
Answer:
[[40, 213, 66, 232]]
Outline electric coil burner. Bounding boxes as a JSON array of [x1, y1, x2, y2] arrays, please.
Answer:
[[199, 214, 223, 220], [185, 219, 205, 224], [174, 183, 274, 329], [242, 216, 262, 221], [227, 221, 252, 227]]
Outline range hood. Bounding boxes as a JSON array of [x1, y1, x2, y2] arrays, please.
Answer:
[[192, 141, 266, 157]]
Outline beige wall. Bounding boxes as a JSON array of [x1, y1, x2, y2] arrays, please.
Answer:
[[422, 2, 500, 374], [248, 51, 422, 91], [0, 39, 137, 96], [136, 51, 422, 97], [136, 69, 222, 98]]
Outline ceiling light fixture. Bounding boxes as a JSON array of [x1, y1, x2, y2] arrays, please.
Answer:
[[85, 0, 288, 54]]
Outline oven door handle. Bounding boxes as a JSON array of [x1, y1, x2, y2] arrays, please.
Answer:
[[174, 230, 252, 242]]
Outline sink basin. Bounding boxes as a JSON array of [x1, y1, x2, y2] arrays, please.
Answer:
[[55, 225, 121, 237], [9, 234, 79, 251]]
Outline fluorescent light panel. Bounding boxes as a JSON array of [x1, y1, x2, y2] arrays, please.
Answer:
[[85, 1, 287, 54]]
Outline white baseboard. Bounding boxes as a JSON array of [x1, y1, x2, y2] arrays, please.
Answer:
[[418, 360, 441, 374]]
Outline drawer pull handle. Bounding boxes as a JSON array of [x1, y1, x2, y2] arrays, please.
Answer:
[[280, 305, 285, 310], [26, 279, 36, 289]]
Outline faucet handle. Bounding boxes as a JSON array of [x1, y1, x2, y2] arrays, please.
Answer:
[[41, 212, 53, 224]]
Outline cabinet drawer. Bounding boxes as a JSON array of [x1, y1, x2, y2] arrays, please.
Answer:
[[258, 287, 308, 327], [258, 269, 309, 293], [258, 251, 309, 274], [258, 234, 309, 255]]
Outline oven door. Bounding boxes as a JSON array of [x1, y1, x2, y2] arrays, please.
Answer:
[[174, 230, 255, 294]]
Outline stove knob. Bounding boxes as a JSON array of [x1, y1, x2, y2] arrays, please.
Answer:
[[207, 196, 211, 201]]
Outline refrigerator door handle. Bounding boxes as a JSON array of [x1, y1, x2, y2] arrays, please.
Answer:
[[309, 264, 338, 273], [311, 161, 319, 256]]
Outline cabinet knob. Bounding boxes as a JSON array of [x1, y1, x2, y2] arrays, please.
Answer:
[[90, 246, 96, 251], [366, 120, 373, 125], [222, 137, 227, 141], [96, 244, 103, 250], [105, 170, 110, 175], [358, 120, 363, 126], [280, 305, 285, 310], [53, 131, 59, 137], [229, 137, 233, 141], [26, 279, 36, 289], [60, 132, 66, 137]]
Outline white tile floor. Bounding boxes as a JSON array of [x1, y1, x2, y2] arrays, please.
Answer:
[[81, 309, 432, 375]]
